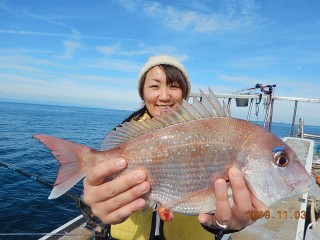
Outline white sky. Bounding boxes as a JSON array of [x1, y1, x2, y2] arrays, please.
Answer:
[[0, 0, 319, 126]]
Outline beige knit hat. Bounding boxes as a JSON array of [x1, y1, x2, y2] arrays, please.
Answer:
[[138, 55, 191, 99]]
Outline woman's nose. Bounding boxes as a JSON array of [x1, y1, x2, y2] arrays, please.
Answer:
[[159, 88, 171, 101]]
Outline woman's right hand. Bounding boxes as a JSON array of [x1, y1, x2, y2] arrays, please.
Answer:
[[83, 158, 150, 224]]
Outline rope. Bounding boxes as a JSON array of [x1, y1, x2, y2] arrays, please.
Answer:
[[266, 86, 276, 129], [308, 196, 320, 213]]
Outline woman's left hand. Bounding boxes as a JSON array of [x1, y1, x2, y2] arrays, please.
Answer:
[[198, 167, 269, 231]]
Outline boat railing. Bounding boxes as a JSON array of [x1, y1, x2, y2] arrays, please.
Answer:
[[296, 118, 320, 140], [189, 92, 320, 136]]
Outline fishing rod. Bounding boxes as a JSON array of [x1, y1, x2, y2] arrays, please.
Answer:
[[231, 83, 277, 95], [0, 161, 78, 201], [0, 161, 110, 239]]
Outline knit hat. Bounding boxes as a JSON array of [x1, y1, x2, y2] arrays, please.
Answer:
[[138, 55, 191, 99]]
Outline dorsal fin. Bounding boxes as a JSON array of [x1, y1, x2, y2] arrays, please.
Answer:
[[208, 88, 226, 117], [100, 88, 230, 150], [199, 89, 219, 117]]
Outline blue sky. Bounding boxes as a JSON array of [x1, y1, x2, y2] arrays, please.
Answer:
[[1, 0, 320, 126]]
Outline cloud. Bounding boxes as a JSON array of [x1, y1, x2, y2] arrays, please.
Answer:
[[69, 74, 135, 86], [113, 0, 143, 10], [0, 29, 152, 43], [97, 43, 151, 56], [96, 43, 189, 61], [0, 54, 72, 74], [218, 74, 263, 85], [0, 61, 44, 72], [190, 83, 238, 94], [0, 29, 69, 37], [97, 44, 121, 55], [114, 0, 258, 32], [0, 4, 80, 39], [0, 74, 141, 110], [0, 3, 80, 38], [59, 41, 81, 58], [83, 58, 142, 72]]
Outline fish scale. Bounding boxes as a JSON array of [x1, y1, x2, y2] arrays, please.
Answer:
[[107, 117, 253, 214], [33, 88, 311, 217]]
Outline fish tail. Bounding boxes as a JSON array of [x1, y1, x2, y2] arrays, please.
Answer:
[[33, 134, 90, 199]]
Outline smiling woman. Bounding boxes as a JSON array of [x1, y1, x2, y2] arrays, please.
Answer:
[[82, 55, 269, 240], [122, 55, 191, 121]]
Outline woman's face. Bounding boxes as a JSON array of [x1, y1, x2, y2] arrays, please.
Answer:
[[143, 66, 183, 117]]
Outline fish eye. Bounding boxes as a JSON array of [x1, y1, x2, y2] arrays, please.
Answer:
[[274, 152, 289, 167]]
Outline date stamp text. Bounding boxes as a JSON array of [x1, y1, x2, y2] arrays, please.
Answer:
[[247, 211, 306, 219]]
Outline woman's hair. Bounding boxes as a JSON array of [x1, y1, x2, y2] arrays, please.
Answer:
[[121, 64, 188, 123]]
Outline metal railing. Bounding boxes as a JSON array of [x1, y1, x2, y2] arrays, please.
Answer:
[[296, 118, 320, 140], [189, 92, 320, 135]]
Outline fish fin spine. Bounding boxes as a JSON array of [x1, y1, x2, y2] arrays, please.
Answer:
[[100, 88, 230, 150]]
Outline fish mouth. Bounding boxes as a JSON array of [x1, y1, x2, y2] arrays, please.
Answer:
[[292, 177, 312, 194]]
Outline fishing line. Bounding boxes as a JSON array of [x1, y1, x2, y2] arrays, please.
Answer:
[[0, 161, 80, 201], [1, 161, 110, 237], [0, 160, 83, 192]]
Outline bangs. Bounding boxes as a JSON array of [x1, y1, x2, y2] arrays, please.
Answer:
[[159, 64, 188, 99]]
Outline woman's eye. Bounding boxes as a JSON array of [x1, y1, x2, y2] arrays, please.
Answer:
[[170, 85, 179, 89]]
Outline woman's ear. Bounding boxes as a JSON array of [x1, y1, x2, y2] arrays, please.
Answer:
[[141, 99, 145, 107]]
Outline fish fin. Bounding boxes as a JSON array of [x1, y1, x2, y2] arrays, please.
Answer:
[[100, 88, 229, 150], [140, 200, 156, 215], [208, 87, 227, 117], [199, 89, 220, 117], [154, 183, 234, 215], [33, 134, 89, 199], [191, 96, 210, 118], [173, 104, 195, 121], [223, 100, 231, 117], [181, 99, 202, 119], [154, 187, 217, 214], [158, 111, 179, 125]]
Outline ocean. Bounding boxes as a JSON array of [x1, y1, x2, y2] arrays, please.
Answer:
[[1, 101, 319, 240]]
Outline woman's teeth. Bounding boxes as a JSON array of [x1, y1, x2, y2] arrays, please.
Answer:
[[158, 105, 170, 109]]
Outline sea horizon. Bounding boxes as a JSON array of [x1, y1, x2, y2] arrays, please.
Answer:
[[1, 98, 320, 128]]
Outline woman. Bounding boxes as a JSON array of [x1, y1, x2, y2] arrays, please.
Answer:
[[83, 56, 269, 239]]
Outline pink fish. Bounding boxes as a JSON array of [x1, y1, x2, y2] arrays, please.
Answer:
[[33, 88, 311, 216]]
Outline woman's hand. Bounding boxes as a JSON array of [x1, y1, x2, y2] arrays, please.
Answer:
[[198, 167, 269, 231], [83, 158, 150, 224]]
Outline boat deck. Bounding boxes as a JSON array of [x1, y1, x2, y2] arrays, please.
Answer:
[[228, 137, 314, 240], [38, 215, 94, 240]]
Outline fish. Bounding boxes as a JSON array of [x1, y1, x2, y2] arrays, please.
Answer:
[[33, 88, 311, 218]]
